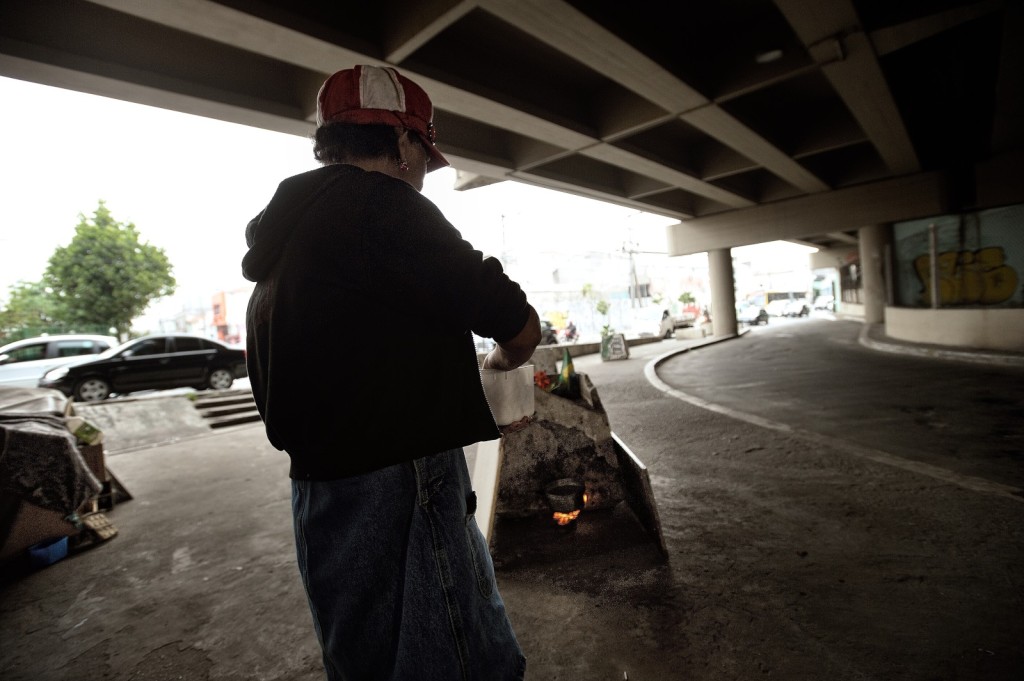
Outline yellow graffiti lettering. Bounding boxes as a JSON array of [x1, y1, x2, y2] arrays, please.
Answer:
[[913, 246, 1018, 305]]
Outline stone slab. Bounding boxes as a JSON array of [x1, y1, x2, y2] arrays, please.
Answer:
[[497, 374, 622, 517], [74, 396, 211, 454]]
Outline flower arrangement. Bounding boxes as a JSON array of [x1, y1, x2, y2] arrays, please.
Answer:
[[533, 348, 579, 398], [533, 371, 552, 390]]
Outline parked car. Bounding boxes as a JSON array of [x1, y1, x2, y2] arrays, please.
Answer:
[[813, 294, 835, 311], [764, 299, 791, 317], [37, 333, 247, 402], [658, 311, 698, 338], [783, 300, 811, 317], [0, 334, 118, 389], [540, 320, 559, 345], [737, 305, 769, 326]]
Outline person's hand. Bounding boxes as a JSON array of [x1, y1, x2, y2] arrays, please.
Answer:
[[481, 346, 524, 371], [481, 306, 541, 371]]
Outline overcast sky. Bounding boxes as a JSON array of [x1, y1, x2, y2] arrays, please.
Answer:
[[0, 76, 809, 325]]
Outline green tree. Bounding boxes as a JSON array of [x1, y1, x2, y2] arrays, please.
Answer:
[[0, 280, 62, 341], [595, 298, 614, 338], [44, 201, 176, 341], [678, 291, 696, 305]]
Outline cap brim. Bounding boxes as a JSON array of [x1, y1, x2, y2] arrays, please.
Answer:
[[425, 143, 449, 173]]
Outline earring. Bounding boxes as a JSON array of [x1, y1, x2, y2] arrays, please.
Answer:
[[398, 159, 409, 172]]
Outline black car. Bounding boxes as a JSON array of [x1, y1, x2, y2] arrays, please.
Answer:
[[540, 320, 559, 345], [37, 334, 247, 402]]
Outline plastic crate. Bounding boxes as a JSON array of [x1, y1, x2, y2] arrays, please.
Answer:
[[27, 536, 68, 568]]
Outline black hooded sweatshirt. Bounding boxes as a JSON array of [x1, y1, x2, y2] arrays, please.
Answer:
[[242, 164, 530, 480]]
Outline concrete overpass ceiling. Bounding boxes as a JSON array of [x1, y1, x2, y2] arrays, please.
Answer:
[[0, 0, 1018, 257]]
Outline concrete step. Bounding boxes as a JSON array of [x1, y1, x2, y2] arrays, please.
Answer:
[[201, 403, 257, 418], [191, 389, 260, 429], [194, 395, 255, 409], [191, 390, 253, 406], [203, 411, 262, 429]]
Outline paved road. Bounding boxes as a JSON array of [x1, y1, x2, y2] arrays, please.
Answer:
[[652, 316, 1024, 492], [4, 318, 1022, 681], [538, 316, 1024, 680]]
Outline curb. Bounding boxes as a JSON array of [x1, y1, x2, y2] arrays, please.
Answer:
[[858, 323, 1024, 368]]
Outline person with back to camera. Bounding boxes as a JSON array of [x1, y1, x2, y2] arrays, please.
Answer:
[[241, 64, 540, 681]]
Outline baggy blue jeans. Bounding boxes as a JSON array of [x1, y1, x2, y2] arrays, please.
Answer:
[[291, 448, 526, 681]]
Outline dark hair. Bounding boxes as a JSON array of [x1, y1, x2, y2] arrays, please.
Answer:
[[312, 123, 401, 165]]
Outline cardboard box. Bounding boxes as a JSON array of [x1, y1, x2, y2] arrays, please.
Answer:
[[78, 443, 107, 482], [65, 415, 104, 445], [0, 502, 78, 563]]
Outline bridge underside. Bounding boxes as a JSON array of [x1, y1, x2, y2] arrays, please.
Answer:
[[1, 0, 1020, 255]]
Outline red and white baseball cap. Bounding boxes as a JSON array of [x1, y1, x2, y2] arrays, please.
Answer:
[[316, 65, 450, 172]]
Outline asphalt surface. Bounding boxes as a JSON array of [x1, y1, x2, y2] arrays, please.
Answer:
[[653, 317, 1024, 493], [2, 315, 1022, 681]]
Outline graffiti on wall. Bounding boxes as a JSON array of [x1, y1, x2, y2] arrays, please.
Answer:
[[913, 246, 1019, 306]]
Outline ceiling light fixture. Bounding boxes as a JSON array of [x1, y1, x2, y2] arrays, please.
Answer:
[[755, 49, 783, 64]]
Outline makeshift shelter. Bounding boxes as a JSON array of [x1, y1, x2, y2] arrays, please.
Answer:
[[0, 387, 125, 578]]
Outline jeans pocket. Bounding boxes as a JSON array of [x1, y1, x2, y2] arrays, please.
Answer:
[[465, 511, 495, 599]]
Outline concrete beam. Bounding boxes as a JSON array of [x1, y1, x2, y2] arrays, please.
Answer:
[[383, 0, 476, 64], [0, 53, 313, 137], [666, 171, 946, 256], [870, 0, 1006, 56], [991, 0, 1024, 151], [681, 105, 830, 193], [482, 0, 830, 196], [666, 149, 1024, 256], [774, 0, 920, 175], [579, 144, 755, 209]]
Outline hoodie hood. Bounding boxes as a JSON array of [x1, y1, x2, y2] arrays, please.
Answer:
[[242, 166, 351, 282]]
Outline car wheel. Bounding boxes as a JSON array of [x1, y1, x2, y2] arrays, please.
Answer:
[[75, 377, 111, 402], [207, 368, 234, 390]]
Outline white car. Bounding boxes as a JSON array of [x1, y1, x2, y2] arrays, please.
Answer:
[[764, 299, 791, 317], [0, 334, 118, 389], [737, 305, 769, 326], [783, 299, 810, 317]]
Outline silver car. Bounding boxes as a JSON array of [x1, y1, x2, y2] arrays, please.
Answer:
[[0, 334, 118, 389]]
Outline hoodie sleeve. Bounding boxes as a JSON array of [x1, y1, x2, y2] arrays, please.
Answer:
[[361, 179, 531, 342]]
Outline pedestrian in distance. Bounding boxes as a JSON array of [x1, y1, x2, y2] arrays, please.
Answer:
[[564, 319, 578, 343], [660, 309, 673, 339], [241, 64, 541, 681]]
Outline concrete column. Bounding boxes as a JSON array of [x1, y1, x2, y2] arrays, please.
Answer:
[[858, 223, 892, 325], [708, 248, 737, 336]]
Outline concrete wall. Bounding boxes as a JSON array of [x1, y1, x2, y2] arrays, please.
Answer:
[[886, 307, 1024, 352], [837, 302, 865, 321], [478, 335, 665, 374]]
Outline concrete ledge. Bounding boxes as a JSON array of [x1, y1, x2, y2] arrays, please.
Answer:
[[886, 306, 1024, 353], [477, 335, 665, 371], [74, 395, 212, 454], [519, 336, 665, 374], [860, 323, 1024, 367], [674, 326, 708, 340]]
